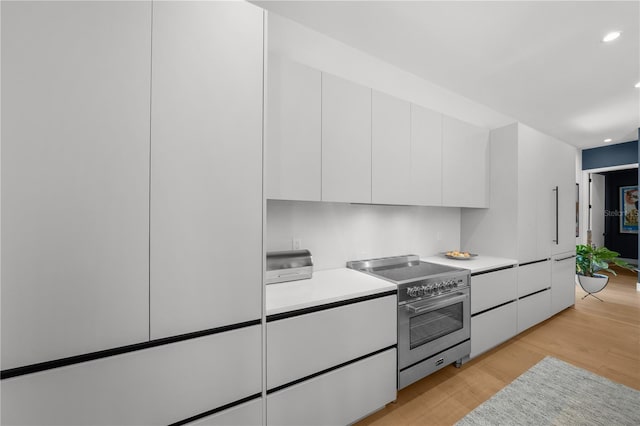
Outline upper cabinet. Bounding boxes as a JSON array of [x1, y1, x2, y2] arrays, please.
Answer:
[[371, 91, 412, 205], [411, 105, 443, 206], [1, 1, 151, 370], [266, 56, 322, 201], [150, 1, 264, 339], [442, 116, 491, 208], [322, 73, 373, 203]]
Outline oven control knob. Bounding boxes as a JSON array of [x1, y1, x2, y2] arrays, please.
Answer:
[[426, 285, 434, 296]]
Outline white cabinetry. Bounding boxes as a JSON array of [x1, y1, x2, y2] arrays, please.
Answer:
[[518, 290, 552, 333], [266, 56, 321, 201], [267, 348, 396, 426], [462, 123, 576, 263], [518, 261, 551, 297], [551, 252, 577, 315], [150, 1, 263, 338], [469, 268, 518, 359], [411, 105, 443, 206], [442, 116, 490, 208], [267, 295, 396, 390], [1, 326, 262, 426], [322, 73, 372, 203], [1, 0, 151, 369], [372, 91, 412, 205], [186, 399, 262, 426]]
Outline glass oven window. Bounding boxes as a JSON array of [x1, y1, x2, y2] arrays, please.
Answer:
[[409, 302, 463, 349]]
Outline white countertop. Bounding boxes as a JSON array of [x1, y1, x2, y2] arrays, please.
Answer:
[[421, 255, 517, 274], [266, 268, 396, 316]]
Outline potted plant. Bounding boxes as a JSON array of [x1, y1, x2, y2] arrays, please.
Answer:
[[575, 244, 635, 300]]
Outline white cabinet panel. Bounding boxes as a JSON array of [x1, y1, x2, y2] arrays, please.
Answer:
[[372, 91, 411, 205], [267, 348, 396, 426], [150, 1, 263, 338], [186, 398, 262, 426], [550, 141, 577, 255], [470, 302, 517, 359], [411, 104, 443, 206], [470, 268, 517, 315], [1, 326, 262, 426], [1, 0, 151, 369], [322, 73, 372, 203], [517, 289, 551, 333], [266, 56, 321, 201], [442, 116, 490, 208], [267, 295, 396, 390], [518, 261, 551, 297], [552, 252, 576, 315]]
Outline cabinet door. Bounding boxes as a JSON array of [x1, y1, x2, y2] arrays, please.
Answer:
[[470, 268, 517, 314], [470, 302, 517, 359], [371, 91, 411, 205], [322, 73, 372, 203], [442, 116, 490, 207], [267, 348, 396, 426], [266, 56, 321, 201], [267, 295, 396, 390], [150, 2, 263, 338], [1, 326, 261, 426], [186, 398, 262, 426], [550, 140, 577, 255], [551, 252, 576, 314], [518, 261, 551, 297], [517, 289, 551, 333], [411, 104, 443, 206], [1, 1, 151, 369]]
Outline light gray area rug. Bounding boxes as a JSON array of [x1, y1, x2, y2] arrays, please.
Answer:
[[456, 356, 640, 426]]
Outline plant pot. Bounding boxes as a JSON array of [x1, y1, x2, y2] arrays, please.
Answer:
[[576, 273, 609, 294]]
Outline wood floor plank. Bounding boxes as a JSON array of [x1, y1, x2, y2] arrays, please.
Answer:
[[357, 267, 640, 426]]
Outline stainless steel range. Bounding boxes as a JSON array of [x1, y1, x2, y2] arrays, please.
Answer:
[[347, 254, 471, 389]]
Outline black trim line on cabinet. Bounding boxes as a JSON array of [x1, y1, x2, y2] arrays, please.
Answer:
[[266, 290, 397, 322], [471, 264, 516, 276], [519, 287, 551, 300], [471, 299, 517, 317], [399, 339, 470, 372], [266, 344, 397, 395], [168, 392, 262, 426], [518, 258, 550, 267], [0, 319, 261, 380]]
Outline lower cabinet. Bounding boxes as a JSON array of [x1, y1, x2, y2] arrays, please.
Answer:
[[551, 252, 576, 315], [1, 325, 261, 426], [470, 301, 517, 359], [186, 398, 262, 426], [267, 348, 397, 426], [517, 260, 551, 297], [517, 289, 552, 333]]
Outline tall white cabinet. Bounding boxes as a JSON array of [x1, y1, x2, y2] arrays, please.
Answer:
[[1, 0, 151, 370], [150, 1, 264, 339], [321, 73, 372, 203]]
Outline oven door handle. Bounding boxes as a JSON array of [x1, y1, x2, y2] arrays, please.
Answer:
[[405, 292, 468, 314]]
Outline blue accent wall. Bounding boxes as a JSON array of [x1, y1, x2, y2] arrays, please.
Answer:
[[582, 140, 638, 170]]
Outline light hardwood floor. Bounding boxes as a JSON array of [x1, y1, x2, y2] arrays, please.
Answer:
[[358, 266, 640, 426]]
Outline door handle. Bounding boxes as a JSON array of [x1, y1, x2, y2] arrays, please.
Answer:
[[406, 293, 468, 314], [555, 254, 576, 262], [553, 186, 559, 245]]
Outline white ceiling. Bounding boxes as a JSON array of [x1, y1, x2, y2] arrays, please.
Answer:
[[254, 1, 639, 149]]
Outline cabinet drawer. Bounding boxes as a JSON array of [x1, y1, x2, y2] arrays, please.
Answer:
[[471, 302, 517, 358], [267, 348, 396, 426], [1, 326, 261, 426], [471, 268, 517, 314], [186, 398, 262, 426], [517, 290, 551, 333], [518, 261, 551, 297], [267, 295, 396, 390]]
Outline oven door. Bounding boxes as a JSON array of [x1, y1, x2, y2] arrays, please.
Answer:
[[398, 288, 470, 370]]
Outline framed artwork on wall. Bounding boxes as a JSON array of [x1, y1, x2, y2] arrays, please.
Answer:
[[619, 185, 638, 234]]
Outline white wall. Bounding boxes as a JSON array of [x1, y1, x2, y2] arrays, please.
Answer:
[[267, 200, 461, 271], [266, 13, 513, 130]]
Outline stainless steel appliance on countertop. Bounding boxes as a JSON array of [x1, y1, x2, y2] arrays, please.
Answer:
[[347, 254, 471, 389], [266, 249, 313, 284]]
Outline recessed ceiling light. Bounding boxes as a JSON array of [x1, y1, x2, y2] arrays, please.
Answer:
[[635, 81, 640, 88], [602, 31, 621, 42], [604, 138, 613, 143]]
